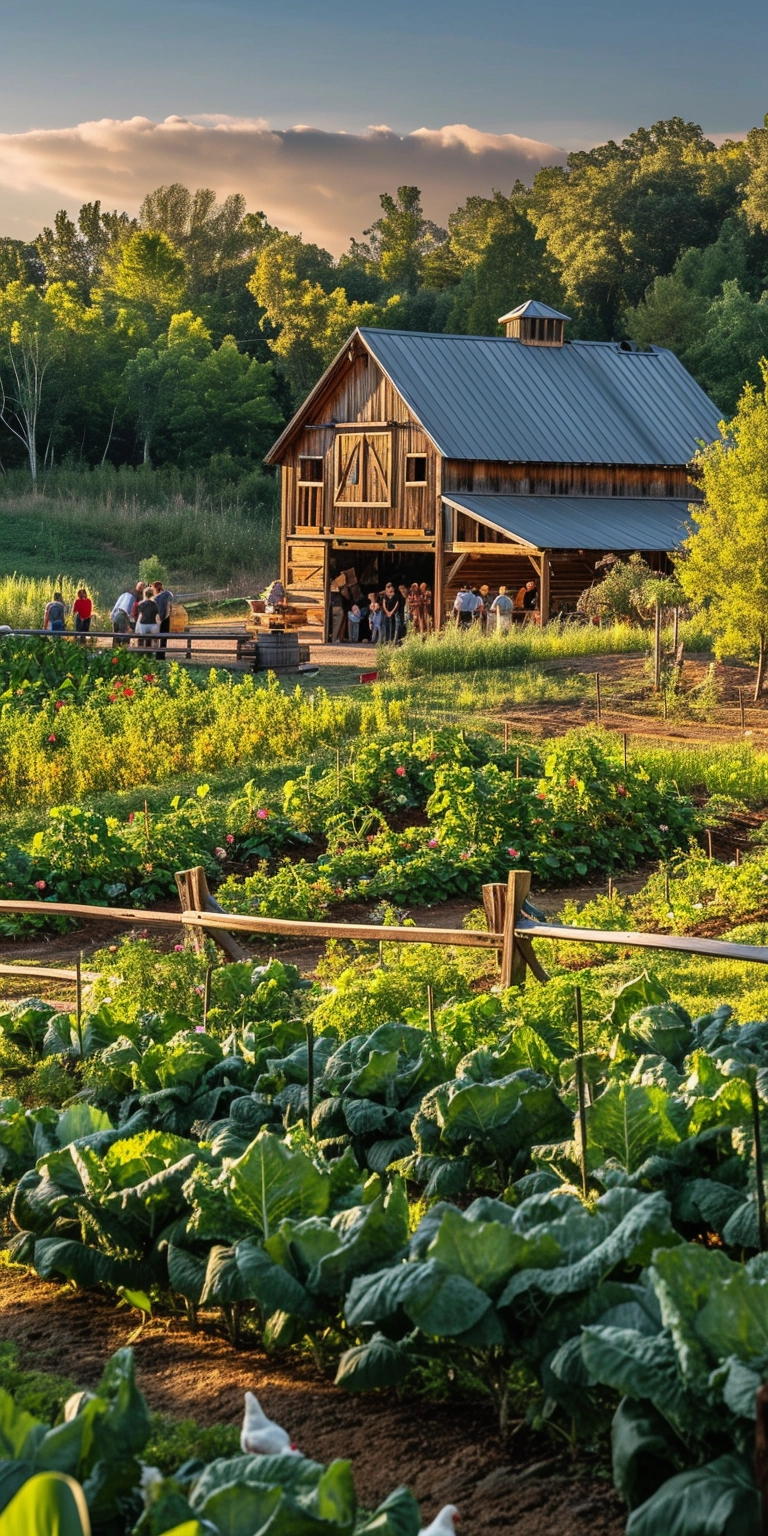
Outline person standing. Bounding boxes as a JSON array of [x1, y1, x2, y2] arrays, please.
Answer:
[[453, 586, 474, 628], [478, 585, 491, 632], [152, 580, 173, 654], [73, 587, 93, 639], [110, 588, 136, 647], [380, 582, 399, 643], [407, 582, 423, 635], [490, 585, 514, 633], [420, 581, 433, 633], [43, 591, 67, 633], [135, 586, 160, 648], [368, 596, 382, 642], [396, 583, 409, 641], [347, 602, 362, 642]]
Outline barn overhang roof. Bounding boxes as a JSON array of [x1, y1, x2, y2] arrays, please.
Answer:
[[442, 493, 695, 552]]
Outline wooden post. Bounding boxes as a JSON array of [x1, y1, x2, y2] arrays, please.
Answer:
[[515, 754, 520, 781], [433, 458, 444, 630], [607, 877, 614, 901], [175, 866, 250, 961], [574, 986, 589, 1200], [756, 1383, 768, 1536], [482, 882, 507, 966], [653, 602, 662, 692], [672, 606, 679, 655], [662, 690, 668, 722], [538, 551, 550, 625], [427, 984, 435, 1038], [706, 829, 713, 860], [75, 952, 84, 1057], [752, 1080, 768, 1254], [595, 672, 601, 724], [500, 869, 532, 988], [739, 687, 746, 730], [306, 1020, 315, 1129], [504, 721, 510, 754], [203, 963, 212, 1030]]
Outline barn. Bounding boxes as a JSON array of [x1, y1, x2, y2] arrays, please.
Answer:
[[265, 301, 722, 635]]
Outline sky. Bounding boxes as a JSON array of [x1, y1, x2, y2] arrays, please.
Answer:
[[0, 0, 765, 251]]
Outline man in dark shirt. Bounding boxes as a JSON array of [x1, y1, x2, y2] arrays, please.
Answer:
[[153, 582, 173, 653]]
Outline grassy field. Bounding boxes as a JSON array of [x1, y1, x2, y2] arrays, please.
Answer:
[[0, 467, 279, 606]]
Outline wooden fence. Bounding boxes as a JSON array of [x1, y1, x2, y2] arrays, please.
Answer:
[[0, 867, 767, 993]]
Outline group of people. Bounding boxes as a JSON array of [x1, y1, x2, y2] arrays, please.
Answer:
[[453, 579, 539, 632], [43, 588, 93, 636], [111, 581, 174, 648], [330, 580, 433, 645]]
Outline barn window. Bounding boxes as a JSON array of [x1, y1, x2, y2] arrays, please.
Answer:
[[406, 454, 427, 484], [298, 457, 323, 483]]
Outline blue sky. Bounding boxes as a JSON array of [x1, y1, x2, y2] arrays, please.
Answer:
[[2, 0, 764, 144]]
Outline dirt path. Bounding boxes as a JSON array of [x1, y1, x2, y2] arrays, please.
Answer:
[[0, 1270, 623, 1536]]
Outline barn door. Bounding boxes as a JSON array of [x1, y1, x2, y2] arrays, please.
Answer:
[[334, 432, 391, 507], [285, 540, 328, 612]]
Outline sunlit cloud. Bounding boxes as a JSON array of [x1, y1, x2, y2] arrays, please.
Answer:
[[0, 115, 567, 252]]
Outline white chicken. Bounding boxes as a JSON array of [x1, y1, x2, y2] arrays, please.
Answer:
[[419, 1506, 460, 1536], [240, 1391, 300, 1456]]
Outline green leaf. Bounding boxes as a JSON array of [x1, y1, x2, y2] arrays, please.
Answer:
[[354, 1487, 421, 1536], [610, 1397, 684, 1512], [695, 1264, 768, 1364], [200, 1238, 312, 1315], [586, 1082, 685, 1172], [194, 1481, 282, 1536], [0, 1391, 42, 1460], [500, 1191, 679, 1307], [628, 1004, 692, 1068], [346, 1259, 491, 1338], [650, 1245, 741, 1389], [0, 1472, 90, 1536], [425, 1205, 560, 1295], [166, 1243, 207, 1304], [308, 1181, 409, 1297], [608, 974, 669, 1032], [581, 1327, 692, 1431], [55, 1104, 112, 1147], [625, 1454, 759, 1536], [334, 1335, 413, 1393], [220, 1133, 330, 1238], [347, 1050, 400, 1099]]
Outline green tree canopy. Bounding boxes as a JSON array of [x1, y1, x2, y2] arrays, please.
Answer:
[[680, 368, 768, 696]]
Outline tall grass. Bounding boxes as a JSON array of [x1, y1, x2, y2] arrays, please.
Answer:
[[0, 465, 279, 595], [380, 617, 713, 679], [0, 574, 86, 629], [630, 741, 768, 804]]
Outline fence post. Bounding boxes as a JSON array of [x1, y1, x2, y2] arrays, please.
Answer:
[[574, 986, 589, 1200], [500, 869, 532, 988], [175, 865, 250, 962]]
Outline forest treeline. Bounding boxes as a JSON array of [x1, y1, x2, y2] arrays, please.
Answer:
[[2, 113, 768, 489]]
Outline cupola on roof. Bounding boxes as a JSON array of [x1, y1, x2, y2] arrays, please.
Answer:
[[498, 298, 571, 346]]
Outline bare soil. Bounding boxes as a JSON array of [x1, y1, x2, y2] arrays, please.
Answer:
[[0, 1269, 624, 1536]]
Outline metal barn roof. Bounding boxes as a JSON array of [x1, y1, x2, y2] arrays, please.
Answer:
[[358, 329, 722, 466], [442, 493, 694, 551]]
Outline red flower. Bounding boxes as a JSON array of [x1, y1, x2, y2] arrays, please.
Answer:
[[109, 693, 117, 702], [508, 847, 519, 858], [616, 783, 628, 797], [48, 734, 56, 743], [145, 673, 155, 683], [395, 766, 406, 777], [35, 879, 46, 891], [568, 776, 578, 788], [55, 700, 64, 710], [123, 687, 134, 698], [226, 833, 235, 844], [428, 837, 439, 848], [537, 791, 547, 801], [111, 657, 119, 664], [128, 812, 135, 822], [256, 808, 269, 820]]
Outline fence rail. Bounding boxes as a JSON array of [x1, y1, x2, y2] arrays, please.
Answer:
[[0, 869, 766, 991]]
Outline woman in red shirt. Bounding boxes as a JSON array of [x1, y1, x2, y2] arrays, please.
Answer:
[[73, 587, 93, 638]]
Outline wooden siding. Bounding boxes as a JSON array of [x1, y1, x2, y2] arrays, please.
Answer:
[[443, 461, 698, 498]]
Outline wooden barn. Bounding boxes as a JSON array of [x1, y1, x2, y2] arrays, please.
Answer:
[[265, 300, 722, 634]]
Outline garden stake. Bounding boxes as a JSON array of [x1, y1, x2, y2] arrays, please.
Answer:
[[202, 964, 212, 1030], [335, 747, 341, 798], [427, 984, 435, 1038], [664, 868, 670, 905], [706, 828, 713, 860], [306, 1020, 315, 1128], [607, 877, 613, 900], [574, 987, 589, 1200], [672, 605, 679, 654], [504, 720, 510, 753], [662, 690, 668, 721], [752, 1079, 768, 1253], [623, 732, 628, 770], [515, 754, 520, 780], [737, 847, 742, 866], [595, 672, 601, 724], [653, 601, 662, 691], [740, 687, 746, 730], [144, 798, 150, 845], [75, 952, 83, 1057]]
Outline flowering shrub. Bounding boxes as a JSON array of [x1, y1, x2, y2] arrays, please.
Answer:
[[217, 859, 337, 921]]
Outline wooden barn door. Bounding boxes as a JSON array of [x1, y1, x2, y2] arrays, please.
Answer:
[[334, 432, 392, 508]]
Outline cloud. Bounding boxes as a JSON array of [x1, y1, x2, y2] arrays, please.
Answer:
[[0, 115, 567, 253]]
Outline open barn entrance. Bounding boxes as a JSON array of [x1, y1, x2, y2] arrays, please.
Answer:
[[327, 546, 435, 641]]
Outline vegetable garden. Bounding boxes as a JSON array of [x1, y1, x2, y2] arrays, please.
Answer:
[[5, 635, 768, 1535]]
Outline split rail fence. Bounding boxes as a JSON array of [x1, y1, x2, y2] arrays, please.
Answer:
[[0, 867, 768, 992]]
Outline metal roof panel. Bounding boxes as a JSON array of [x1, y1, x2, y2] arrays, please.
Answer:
[[442, 493, 694, 550], [358, 329, 722, 465]]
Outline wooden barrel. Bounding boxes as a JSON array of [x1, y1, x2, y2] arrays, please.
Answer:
[[256, 629, 301, 671], [169, 602, 189, 633]]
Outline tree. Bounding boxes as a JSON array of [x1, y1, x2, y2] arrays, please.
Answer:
[[0, 282, 61, 480], [743, 114, 768, 234], [36, 203, 135, 293], [444, 190, 565, 334], [97, 231, 188, 342], [361, 186, 447, 294], [679, 369, 768, 698], [248, 236, 398, 399]]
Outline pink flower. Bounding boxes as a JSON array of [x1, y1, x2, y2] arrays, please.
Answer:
[[226, 833, 235, 844], [395, 766, 406, 777], [174, 944, 184, 952], [508, 847, 519, 858], [428, 838, 439, 848], [256, 808, 269, 820], [128, 812, 135, 822], [214, 847, 227, 860], [55, 700, 64, 710], [48, 734, 56, 743], [659, 823, 669, 832], [195, 1024, 206, 1032], [35, 880, 46, 891], [459, 852, 469, 861]]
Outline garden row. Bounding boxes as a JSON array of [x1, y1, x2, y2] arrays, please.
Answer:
[[0, 725, 698, 930], [2, 943, 768, 1534]]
